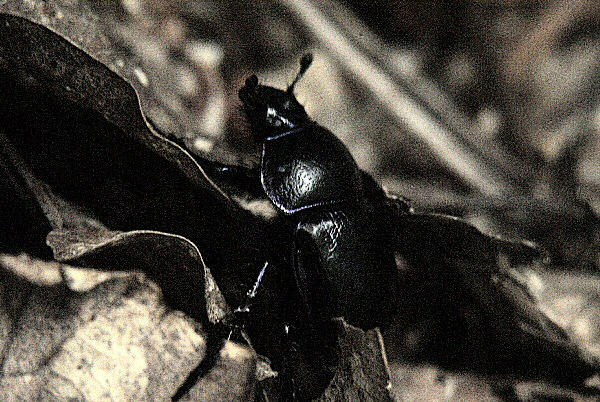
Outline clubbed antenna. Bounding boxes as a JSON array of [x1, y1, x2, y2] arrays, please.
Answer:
[[287, 53, 313, 93]]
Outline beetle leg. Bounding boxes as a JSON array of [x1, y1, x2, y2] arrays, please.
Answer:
[[234, 261, 269, 315], [359, 170, 413, 214], [384, 192, 412, 213], [148, 124, 265, 198], [197, 158, 265, 199], [226, 261, 270, 343]]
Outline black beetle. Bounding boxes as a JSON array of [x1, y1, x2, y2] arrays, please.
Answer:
[[190, 55, 593, 400], [236, 54, 398, 331], [202, 54, 403, 399]]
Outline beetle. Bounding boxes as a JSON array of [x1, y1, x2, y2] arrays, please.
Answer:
[[188, 55, 594, 400], [236, 54, 399, 331], [203, 54, 401, 399]]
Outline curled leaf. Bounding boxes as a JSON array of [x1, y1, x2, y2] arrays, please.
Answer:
[[48, 228, 214, 324], [0, 13, 267, 302]]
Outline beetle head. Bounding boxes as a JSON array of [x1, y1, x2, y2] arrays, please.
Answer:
[[239, 54, 313, 140]]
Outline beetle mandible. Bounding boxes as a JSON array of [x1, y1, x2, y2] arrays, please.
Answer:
[[236, 54, 399, 331]]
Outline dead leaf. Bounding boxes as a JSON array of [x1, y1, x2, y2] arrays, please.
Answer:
[[392, 212, 595, 382], [48, 227, 234, 326], [389, 363, 501, 402], [0, 11, 268, 301], [0, 9, 266, 278], [0, 254, 208, 401], [537, 271, 600, 366], [319, 319, 393, 402], [179, 342, 257, 402], [388, 362, 600, 402]]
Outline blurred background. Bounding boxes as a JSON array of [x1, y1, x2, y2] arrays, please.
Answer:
[[75, 0, 600, 273]]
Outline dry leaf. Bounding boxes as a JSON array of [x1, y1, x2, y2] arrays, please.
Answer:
[[391, 212, 595, 382], [0, 254, 208, 401]]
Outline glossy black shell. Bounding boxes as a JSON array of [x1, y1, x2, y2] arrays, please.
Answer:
[[240, 68, 398, 330], [293, 203, 398, 329], [261, 124, 363, 214]]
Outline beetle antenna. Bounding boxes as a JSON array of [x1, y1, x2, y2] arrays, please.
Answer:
[[287, 53, 313, 93]]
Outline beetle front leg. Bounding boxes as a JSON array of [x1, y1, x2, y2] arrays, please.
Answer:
[[234, 261, 269, 316], [197, 158, 265, 199], [149, 121, 266, 200], [226, 261, 270, 342]]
